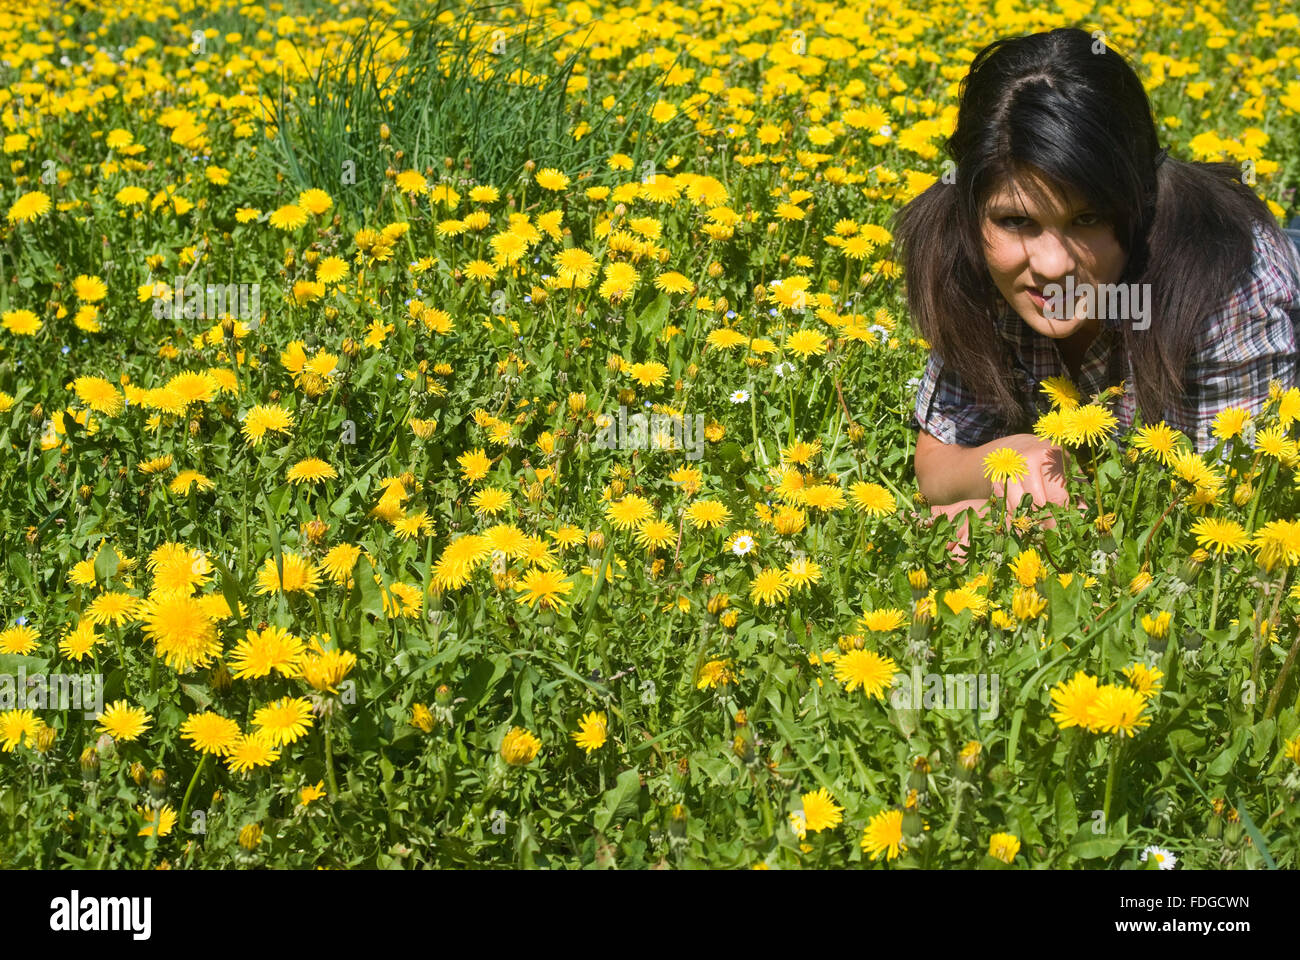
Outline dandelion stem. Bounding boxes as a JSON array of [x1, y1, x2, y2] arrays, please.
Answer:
[[1208, 557, 1223, 631], [1245, 453, 1270, 532], [178, 752, 207, 829], [938, 780, 967, 852], [324, 718, 340, 798], [1263, 629, 1300, 722], [1252, 568, 1289, 693], [1102, 737, 1121, 827], [1126, 461, 1145, 531]]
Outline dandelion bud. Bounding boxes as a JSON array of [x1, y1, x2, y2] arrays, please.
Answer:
[[150, 768, 167, 799], [80, 746, 99, 778], [189, 419, 200, 436], [734, 709, 747, 726], [96, 733, 117, 762], [303, 519, 329, 543], [238, 822, 263, 850], [613, 202, 626, 217], [210, 661, 232, 692], [609, 478, 625, 497], [715, 296, 729, 314], [732, 731, 755, 763], [1233, 483, 1254, 507], [907, 568, 928, 593], [720, 609, 739, 629], [1207, 810, 1223, 840], [411, 703, 434, 733], [379, 123, 390, 140], [908, 756, 930, 792], [1129, 570, 1154, 595], [34, 725, 56, 753], [753, 284, 766, 304], [526, 481, 544, 503], [587, 530, 605, 552], [707, 592, 730, 615], [707, 261, 723, 278], [668, 802, 688, 838], [435, 683, 453, 706], [30, 403, 43, 422], [130, 761, 147, 785], [342, 337, 360, 358], [1223, 813, 1243, 846], [268, 389, 281, 402], [567, 392, 587, 415], [78, 484, 92, 501], [686, 363, 699, 379], [848, 423, 865, 443], [958, 740, 982, 772], [1176, 554, 1204, 584]]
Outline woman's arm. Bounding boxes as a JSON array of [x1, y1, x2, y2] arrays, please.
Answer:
[[915, 428, 1075, 510], [914, 429, 992, 504]]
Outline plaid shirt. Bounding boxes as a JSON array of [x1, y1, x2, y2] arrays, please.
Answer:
[[910, 221, 1300, 454]]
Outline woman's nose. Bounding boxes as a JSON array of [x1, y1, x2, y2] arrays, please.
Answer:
[[1027, 231, 1077, 280]]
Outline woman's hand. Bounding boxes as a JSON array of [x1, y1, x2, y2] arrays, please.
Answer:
[[913, 434, 1088, 561], [985, 434, 1080, 516]]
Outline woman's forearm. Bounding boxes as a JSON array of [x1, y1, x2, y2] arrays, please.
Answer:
[[915, 437, 995, 505]]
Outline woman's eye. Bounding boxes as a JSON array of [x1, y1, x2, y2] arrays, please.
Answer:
[[1075, 212, 1101, 226], [999, 216, 1029, 229]]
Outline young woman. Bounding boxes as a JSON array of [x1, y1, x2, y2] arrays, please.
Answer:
[[893, 27, 1300, 556]]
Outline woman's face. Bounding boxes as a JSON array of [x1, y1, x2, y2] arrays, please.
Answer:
[[980, 172, 1127, 342]]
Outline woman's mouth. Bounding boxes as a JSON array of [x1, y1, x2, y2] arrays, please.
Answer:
[[1026, 286, 1047, 308]]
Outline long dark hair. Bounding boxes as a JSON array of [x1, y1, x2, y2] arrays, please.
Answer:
[[894, 26, 1288, 430]]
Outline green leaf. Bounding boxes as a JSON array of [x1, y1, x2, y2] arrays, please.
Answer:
[[1206, 727, 1248, 778], [180, 683, 213, 712], [355, 555, 385, 618], [1067, 832, 1126, 859], [1054, 782, 1078, 840], [93, 541, 120, 584], [1233, 796, 1277, 869], [594, 766, 641, 832]]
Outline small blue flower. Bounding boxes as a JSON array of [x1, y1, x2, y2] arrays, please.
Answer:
[[61, 345, 71, 355], [15, 615, 28, 626], [726, 310, 736, 319]]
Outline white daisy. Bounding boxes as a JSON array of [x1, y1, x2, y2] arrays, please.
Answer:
[[731, 535, 755, 556], [1140, 845, 1177, 870], [729, 389, 749, 404]]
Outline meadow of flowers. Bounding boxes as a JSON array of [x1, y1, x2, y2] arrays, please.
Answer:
[[1, 0, 1299, 869]]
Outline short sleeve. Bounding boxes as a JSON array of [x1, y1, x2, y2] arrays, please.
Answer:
[[911, 351, 1008, 447], [1179, 223, 1300, 453]]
